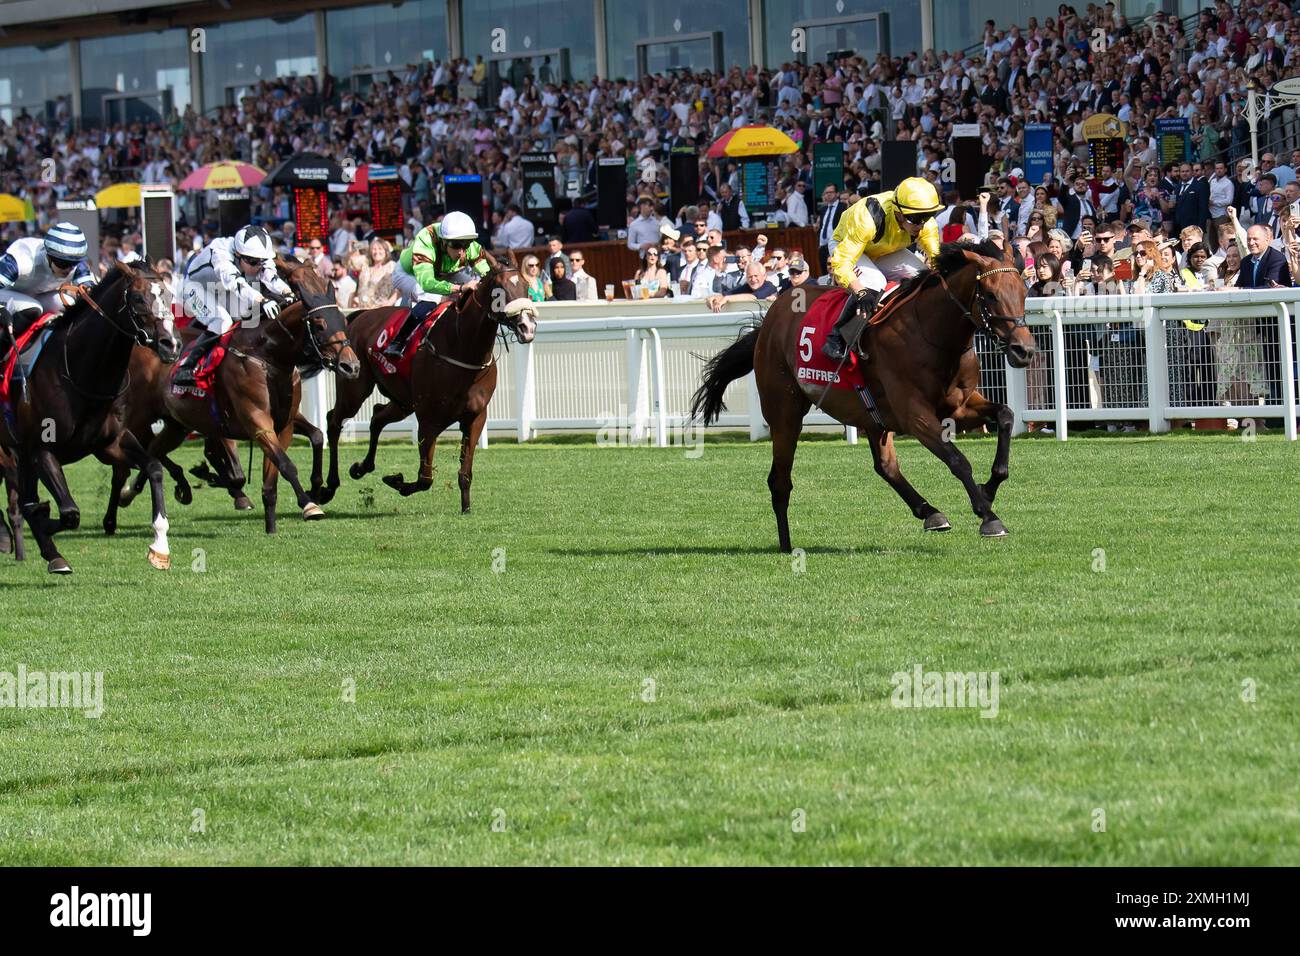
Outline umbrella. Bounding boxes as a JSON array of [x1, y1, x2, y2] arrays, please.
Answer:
[[706, 124, 799, 158], [262, 152, 347, 188], [178, 161, 266, 191], [94, 183, 141, 208], [0, 193, 35, 222]]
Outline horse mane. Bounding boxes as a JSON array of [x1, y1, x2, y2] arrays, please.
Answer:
[[896, 238, 1006, 297], [59, 264, 128, 322]]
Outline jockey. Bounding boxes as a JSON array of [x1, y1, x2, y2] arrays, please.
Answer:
[[173, 224, 292, 387], [385, 210, 489, 359], [822, 176, 944, 361], [0, 222, 95, 352]]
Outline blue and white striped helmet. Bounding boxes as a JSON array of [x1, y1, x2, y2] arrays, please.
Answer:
[[45, 222, 89, 262]]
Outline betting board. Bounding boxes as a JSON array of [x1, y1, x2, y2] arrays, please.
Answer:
[[293, 187, 329, 243]]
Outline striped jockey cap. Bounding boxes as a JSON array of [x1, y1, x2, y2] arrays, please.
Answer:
[[45, 221, 89, 261]]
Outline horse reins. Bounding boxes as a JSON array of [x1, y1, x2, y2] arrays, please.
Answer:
[[57, 275, 154, 401], [936, 267, 1027, 346]]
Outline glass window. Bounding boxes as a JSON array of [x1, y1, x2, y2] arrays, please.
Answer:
[[604, 2, 748, 80], [80, 31, 191, 127], [201, 16, 318, 109], [327, 0, 449, 91], [764, 0, 919, 66], [460, 0, 596, 86], [933, 1, 1063, 55], [0, 43, 72, 125]]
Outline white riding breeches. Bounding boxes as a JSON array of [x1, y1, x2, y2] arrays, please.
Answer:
[[180, 276, 259, 335], [391, 268, 441, 307], [0, 287, 72, 320], [846, 247, 927, 293]]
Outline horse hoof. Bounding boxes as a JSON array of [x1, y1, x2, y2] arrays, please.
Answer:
[[148, 548, 171, 570], [315, 487, 335, 505], [102, 519, 116, 536], [117, 491, 135, 508], [349, 462, 371, 480], [233, 496, 253, 511], [382, 473, 403, 491], [980, 518, 1009, 537], [174, 485, 192, 506], [47, 558, 72, 575], [302, 503, 325, 520], [923, 513, 952, 532]]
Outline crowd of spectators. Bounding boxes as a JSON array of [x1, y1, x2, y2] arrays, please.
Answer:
[[2, 1, 1300, 315]]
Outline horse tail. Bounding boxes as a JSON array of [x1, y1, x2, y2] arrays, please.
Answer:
[[690, 326, 759, 425]]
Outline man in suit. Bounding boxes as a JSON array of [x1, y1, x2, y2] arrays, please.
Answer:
[[1236, 224, 1293, 402], [1236, 225, 1292, 289], [1059, 175, 1096, 240], [1171, 162, 1210, 234], [815, 183, 845, 273]]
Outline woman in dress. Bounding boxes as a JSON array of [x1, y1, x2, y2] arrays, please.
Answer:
[[353, 238, 400, 309], [633, 248, 670, 299]]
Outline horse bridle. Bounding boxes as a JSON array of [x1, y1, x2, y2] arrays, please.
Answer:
[[936, 265, 1027, 348], [57, 273, 167, 400], [271, 294, 347, 371]]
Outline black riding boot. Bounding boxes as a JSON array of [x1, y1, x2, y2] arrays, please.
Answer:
[[172, 329, 222, 387], [822, 288, 881, 362], [383, 308, 426, 360]]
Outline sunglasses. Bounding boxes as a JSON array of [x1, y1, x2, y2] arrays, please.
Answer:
[[238, 255, 263, 267], [903, 213, 931, 225], [571, 257, 584, 263], [447, 240, 469, 250]]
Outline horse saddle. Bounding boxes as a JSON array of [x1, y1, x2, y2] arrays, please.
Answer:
[[0, 312, 57, 405], [170, 328, 239, 399]]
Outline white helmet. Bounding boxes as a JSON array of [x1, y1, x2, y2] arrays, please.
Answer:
[[233, 224, 276, 261], [437, 211, 478, 242]]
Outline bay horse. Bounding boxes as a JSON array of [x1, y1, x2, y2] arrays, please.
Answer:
[[0, 262, 180, 573], [111, 257, 360, 534], [691, 238, 1037, 551], [321, 258, 537, 510], [0, 446, 21, 561]]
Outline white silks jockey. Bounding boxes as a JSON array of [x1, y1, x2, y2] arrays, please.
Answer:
[[0, 222, 96, 352], [173, 224, 292, 387]]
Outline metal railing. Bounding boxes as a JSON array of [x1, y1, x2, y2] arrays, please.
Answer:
[[299, 290, 1300, 445]]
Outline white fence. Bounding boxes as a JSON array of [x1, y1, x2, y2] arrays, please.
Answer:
[[300, 290, 1300, 444]]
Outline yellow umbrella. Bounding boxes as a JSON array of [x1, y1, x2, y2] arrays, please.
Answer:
[[95, 183, 142, 208], [706, 124, 799, 158], [0, 193, 35, 222]]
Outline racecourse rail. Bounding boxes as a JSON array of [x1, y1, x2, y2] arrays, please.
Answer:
[[301, 289, 1300, 444]]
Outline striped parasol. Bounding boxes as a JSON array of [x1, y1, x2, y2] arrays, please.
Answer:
[[178, 161, 266, 191], [706, 125, 799, 158]]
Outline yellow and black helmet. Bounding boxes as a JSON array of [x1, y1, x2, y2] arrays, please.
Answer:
[[894, 177, 943, 223]]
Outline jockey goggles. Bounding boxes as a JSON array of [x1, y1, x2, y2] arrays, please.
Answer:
[[445, 239, 469, 251], [901, 210, 934, 225]]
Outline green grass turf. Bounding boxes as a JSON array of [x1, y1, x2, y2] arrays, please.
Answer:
[[0, 431, 1297, 865]]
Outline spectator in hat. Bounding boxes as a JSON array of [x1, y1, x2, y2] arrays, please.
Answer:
[[659, 223, 684, 281]]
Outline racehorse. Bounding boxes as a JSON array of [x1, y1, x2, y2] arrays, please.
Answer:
[[110, 257, 360, 534], [0, 262, 180, 573], [0, 446, 22, 561], [320, 257, 537, 511], [690, 238, 1037, 551]]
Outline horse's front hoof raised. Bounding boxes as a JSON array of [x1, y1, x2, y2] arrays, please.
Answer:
[[980, 518, 1008, 537], [47, 557, 72, 575], [174, 485, 193, 506], [233, 495, 253, 511], [302, 503, 325, 520], [148, 548, 171, 570], [349, 462, 371, 480], [923, 513, 952, 532], [382, 473, 404, 491]]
